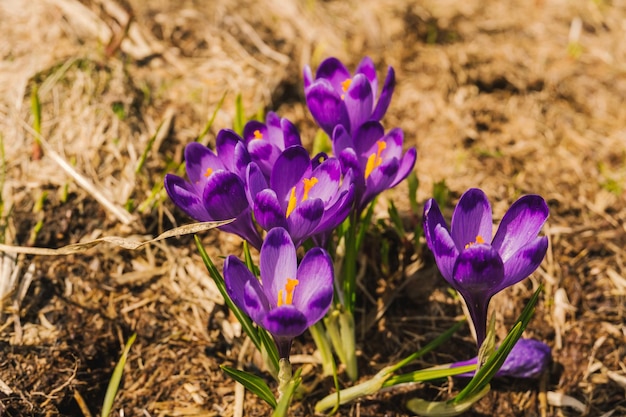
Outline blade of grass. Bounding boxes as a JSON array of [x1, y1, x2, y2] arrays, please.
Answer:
[[101, 333, 136, 417], [233, 93, 245, 135], [196, 90, 228, 144]]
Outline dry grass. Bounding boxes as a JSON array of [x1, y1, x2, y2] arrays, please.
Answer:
[[0, 0, 625, 416]]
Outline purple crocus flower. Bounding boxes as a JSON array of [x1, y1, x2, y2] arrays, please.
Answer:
[[246, 145, 355, 248], [242, 112, 302, 180], [304, 56, 395, 136], [451, 338, 551, 379], [223, 227, 334, 358], [332, 121, 416, 213], [423, 188, 549, 347], [164, 130, 263, 249]]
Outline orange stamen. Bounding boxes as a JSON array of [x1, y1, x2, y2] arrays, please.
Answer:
[[340, 78, 352, 100], [464, 235, 486, 249], [341, 78, 352, 92], [286, 186, 297, 218], [285, 177, 318, 218], [302, 177, 318, 201], [203, 167, 213, 177], [364, 141, 387, 179], [277, 278, 299, 306], [253, 129, 263, 139]]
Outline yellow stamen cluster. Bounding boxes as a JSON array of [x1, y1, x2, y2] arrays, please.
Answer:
[[464, 235, 486, 249], [277, 278, 299, 307], [286, 177, 319, 218], [364, 140, 387, 179], [203, 167, 213, 177], [340, 78, 352, 100], [253, 129, 263, 139]]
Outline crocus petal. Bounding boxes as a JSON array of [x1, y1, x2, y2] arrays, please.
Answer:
[[495, 338, 551, 378], [286, 198, 324, 246], [389, 147, 417, 189], [248, 140, 280, 178], [452, 245, 504, 292], [430, 223, 459, 284], [270, 146, 311, 203], [306, 80, 350, 135], [184, 142, 223, 189], [245, 162, 269, 204], [371, 66, 395, 121], [337, 148, 365, 187], [164, 174, 211, 221], [263, 306, 309, 338], [292, 247, 334, 324], [355, 56, 378, 94], [498, 236, 548, 292], [242, 120, 266, 144], [253, 189, 288, 231], [280, 117, 302, 148], [303, 65, 314, 90], [306, 157, 342, 203], [203, 171, 248, 220], [331, 125, 355, 157], [224, 255, 271, 324], [353, 121, 385, 164], [452, 338, 551, 379], [260, 227, 297, 307], [380, 127, 405, 160], [423, 198, 448, 249], [216, 129, 250, 177], [451, 188, 493, 250], [344, 74, 374, 133], [491, 195, 549, 262], [220, 210, 263, 250], [361, 157, 398, 209], [317, 185, 355, 233], [314, 57, 351, 93]]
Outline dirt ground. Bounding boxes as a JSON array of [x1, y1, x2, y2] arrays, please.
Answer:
[[1, 0, 625, 416]]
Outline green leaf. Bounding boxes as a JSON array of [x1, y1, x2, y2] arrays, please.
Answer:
[[194, 236, 262, 350], [101, 333, 136, 417], [233, 93, 245, 135], [221, 365, 277, 409], [135, 119, 161, 173], [30, 84, 42, 138], [432, 179, 450, 209], [384, 364, 476, 386], [407, 170, 419, 215], [387, 199, 405, 237], [258, 326, 280, 379], [311, 129, 331, 156]]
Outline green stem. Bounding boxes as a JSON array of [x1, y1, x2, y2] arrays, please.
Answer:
[[277, 358, 292, 400], [342, 214, 358, 313], [309, 322, 334, 376]]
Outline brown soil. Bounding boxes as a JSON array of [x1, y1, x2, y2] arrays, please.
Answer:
[[1, 0, 625, 416]]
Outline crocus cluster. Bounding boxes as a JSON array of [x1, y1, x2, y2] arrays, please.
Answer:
[[423, 188, 549, 347], [166, 54, 550, 399], [165, 56, 416, 358]]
